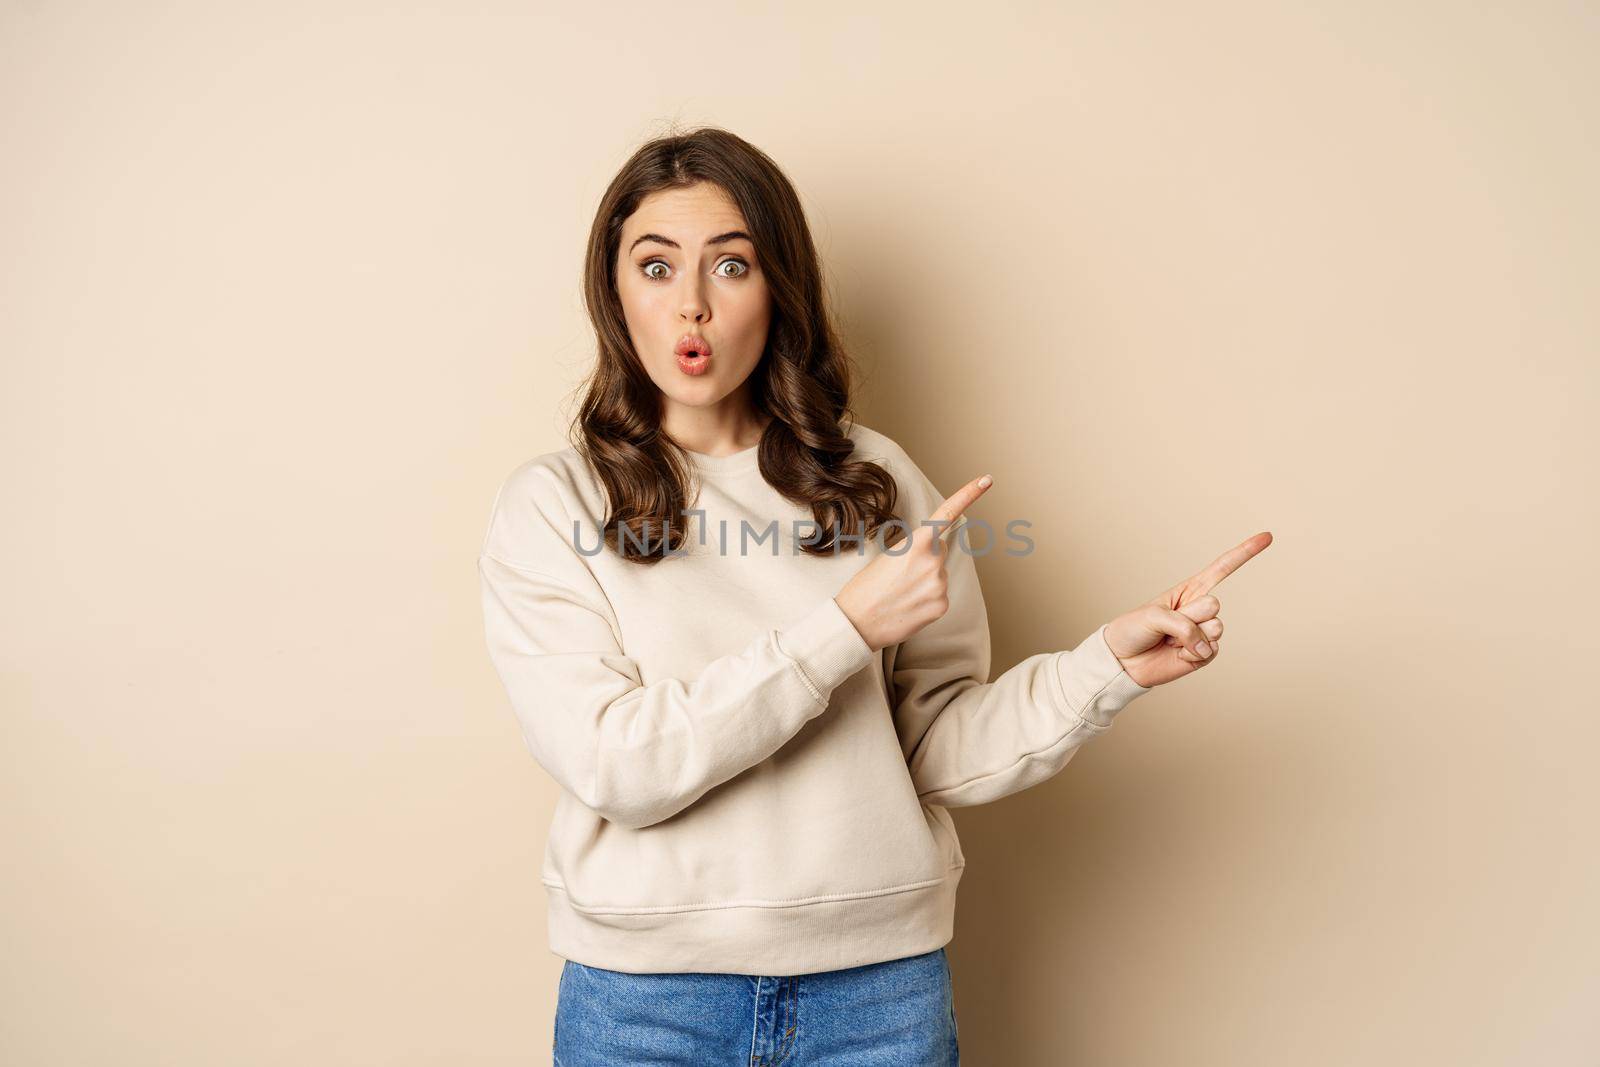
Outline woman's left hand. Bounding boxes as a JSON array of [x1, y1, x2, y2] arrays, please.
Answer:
[[1103, 532, 1273, 689]]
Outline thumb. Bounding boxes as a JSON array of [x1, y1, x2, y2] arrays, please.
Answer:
[[1128, 603, 1214, 662]]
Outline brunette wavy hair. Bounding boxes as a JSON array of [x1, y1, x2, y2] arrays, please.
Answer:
[[569, 126, 902, 564]]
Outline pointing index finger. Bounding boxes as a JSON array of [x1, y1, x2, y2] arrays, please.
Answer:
[[924, 474, 993, 545], [1188, 531, 1273, 595]]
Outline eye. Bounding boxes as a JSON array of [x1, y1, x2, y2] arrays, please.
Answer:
[[637, 256, 751, 282]]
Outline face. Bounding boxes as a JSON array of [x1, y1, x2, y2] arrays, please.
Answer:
[[614, 181, 772, 424]]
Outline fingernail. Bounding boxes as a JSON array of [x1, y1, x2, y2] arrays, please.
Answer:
[[1195, 640, 1212, 657], [978, 474, 992, 488]]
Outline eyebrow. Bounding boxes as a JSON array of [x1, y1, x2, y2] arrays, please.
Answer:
[[627, 230, 754, 254]]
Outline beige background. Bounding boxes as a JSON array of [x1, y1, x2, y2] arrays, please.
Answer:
[[4, 1, 1596, 1063]]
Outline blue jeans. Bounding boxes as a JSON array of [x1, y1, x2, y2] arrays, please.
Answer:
[[552, 946, 959, 1065]]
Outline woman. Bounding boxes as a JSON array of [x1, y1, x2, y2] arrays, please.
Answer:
[[478, 127, 1271, 1065]]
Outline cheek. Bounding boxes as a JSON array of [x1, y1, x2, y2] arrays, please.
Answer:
[[729, 282, 773, 331], [616, 277, 663, 330]]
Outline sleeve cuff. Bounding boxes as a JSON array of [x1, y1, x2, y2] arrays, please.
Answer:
[[1056, 622, 1151, 729], [775, 595, 877, 703]]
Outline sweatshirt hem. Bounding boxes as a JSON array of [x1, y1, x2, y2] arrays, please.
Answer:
[[542, 863, 964, 976]]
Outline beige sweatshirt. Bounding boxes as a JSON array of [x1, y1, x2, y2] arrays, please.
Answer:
[[477, 421, 1149, 975]]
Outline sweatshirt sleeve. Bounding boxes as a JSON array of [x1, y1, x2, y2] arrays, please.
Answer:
[[885, 455, 1151, 808], [477, 461, 876, 830]]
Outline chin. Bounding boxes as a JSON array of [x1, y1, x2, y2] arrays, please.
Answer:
[[660, 379, 724, 403]]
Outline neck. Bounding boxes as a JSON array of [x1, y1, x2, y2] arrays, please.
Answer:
[[661, 399, 772, 458]]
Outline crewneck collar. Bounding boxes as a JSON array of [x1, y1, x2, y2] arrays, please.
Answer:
[[684, 441, 761, 474]]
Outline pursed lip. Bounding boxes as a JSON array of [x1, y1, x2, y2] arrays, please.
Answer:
[[675, 334, 713, 358]]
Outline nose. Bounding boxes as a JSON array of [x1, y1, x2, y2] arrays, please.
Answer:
[[678, 273, 709, 324]]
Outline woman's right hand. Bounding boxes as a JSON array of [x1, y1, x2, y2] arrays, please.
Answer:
[[833, 474, 994, 652]]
